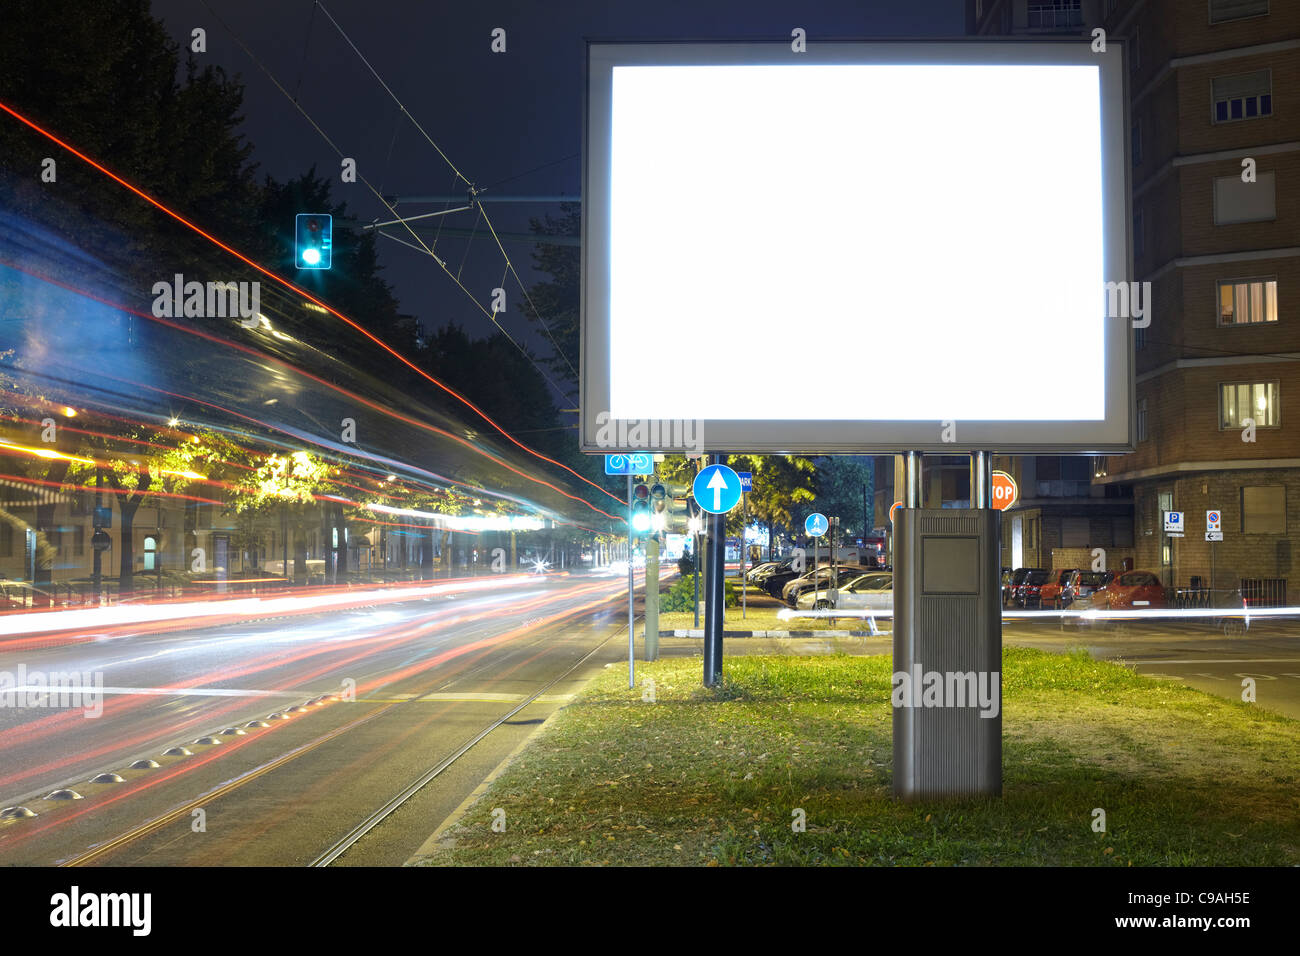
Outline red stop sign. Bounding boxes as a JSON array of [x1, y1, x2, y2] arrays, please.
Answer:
[[991, 471, 1018, 511]]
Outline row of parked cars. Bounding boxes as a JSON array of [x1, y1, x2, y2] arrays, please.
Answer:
[[745, 559, 893, 610], [1002, 567, 1168, 610]]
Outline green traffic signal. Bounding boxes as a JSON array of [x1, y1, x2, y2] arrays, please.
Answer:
[[296, 214, 333, 270]]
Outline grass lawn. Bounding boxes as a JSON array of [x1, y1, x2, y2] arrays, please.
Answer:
[[412, 648, 1300, 866]]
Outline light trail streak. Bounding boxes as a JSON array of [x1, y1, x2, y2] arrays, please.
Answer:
[[0, 98, 624, 507]]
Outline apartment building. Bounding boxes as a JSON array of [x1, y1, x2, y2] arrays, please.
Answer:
[[975, 0, 1297, 601]]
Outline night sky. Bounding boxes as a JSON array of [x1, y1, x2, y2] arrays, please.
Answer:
[[155, 0, 966, 380]]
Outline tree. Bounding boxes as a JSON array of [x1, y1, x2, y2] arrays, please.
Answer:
[[0, 1, 260, 288], [812, 456, 876, 540], [656, 454, 818, 558], [520, 202, 580, 387]]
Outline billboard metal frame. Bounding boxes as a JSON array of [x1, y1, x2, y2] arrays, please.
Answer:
[[580, 38, 1133, 455]]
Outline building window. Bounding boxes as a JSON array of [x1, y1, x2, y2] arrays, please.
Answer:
[[1209, 0, 1269, 24], [73, 525, 84, 557], [1212, 70, 1272, 123], [1131, 120, 1142, 166], [1140, 493, 1156, 535], [1214, 172, 1276, 224], [1062, 517, 1089, 547], [1113, 517, 1134, 547], [1220, 381, 1280, 428], [1218, 278, 1278, 325], [1027, 0, 1082, 29], [0, 521, 11, 556], [1241, 485, 1285, 533], [144, 536, 157, 572], [1135, 323, 1147, 350], [1137, 397, 1148, 440]]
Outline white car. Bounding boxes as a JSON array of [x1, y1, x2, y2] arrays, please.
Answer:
[[796, 572, 892, 611]]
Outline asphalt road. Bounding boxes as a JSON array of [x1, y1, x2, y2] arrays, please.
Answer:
[[0, 570, 639, 866]]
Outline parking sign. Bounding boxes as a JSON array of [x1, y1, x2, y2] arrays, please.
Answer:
[[1164, 511, 1183, 533]]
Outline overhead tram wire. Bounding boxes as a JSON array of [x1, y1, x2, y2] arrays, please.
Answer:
[[194, 0, 576, 412], [0, 98, 624, 512], [312, 1, 581, 384]]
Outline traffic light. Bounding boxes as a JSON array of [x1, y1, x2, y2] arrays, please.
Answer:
[[295, 214, 333, 269], [631, 481, 652, 534], [649, 482, 668, 532]]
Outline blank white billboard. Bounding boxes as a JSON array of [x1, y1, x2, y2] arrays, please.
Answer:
[[582, 41, 1133, 453]]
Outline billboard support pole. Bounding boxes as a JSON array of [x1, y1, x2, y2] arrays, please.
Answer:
[[972, 451, 992, 509], [903, 451, 923, 508]]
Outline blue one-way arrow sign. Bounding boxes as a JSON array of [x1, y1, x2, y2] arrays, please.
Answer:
[[693, 464, 742, 514]]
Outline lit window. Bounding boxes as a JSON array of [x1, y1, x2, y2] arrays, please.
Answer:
[[1220, 381, 1279, 429], [1219, 278, 1278, 325]]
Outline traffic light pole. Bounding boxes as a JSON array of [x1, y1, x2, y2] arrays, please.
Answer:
[[703, 453, 726, 687], [645, 535, 659, 661]]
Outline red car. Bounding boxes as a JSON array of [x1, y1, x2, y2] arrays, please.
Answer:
[[1096, 570, 1166, 610], [1037, 569, 1077, 609]]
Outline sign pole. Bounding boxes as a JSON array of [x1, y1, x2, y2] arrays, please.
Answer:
[[741, 489, 747, 620], [627, 473, 634, 690]]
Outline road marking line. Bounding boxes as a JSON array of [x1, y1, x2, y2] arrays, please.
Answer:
[[1, 685, 303, 698], [1125, 658, 1300, 664], [361, 692, 577, 704]]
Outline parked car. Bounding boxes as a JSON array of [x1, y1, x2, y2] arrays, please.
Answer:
[[1013, 569, 1052, 608], [1037, 569, 1078, 609], [764, 561, 831, 599], [1099, 570, 1167, 610], [783, 565, 871, 607], [1059, 569, 1113, 608], [796, 571, 893, 611], [745, 561, 780, 583], [1004, 567, 1045, 608]]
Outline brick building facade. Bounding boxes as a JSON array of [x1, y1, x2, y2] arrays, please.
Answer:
[[977, 0, 1298, 599]]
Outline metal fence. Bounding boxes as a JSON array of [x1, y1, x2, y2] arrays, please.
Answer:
[[1241, 577, 1287, 608]]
